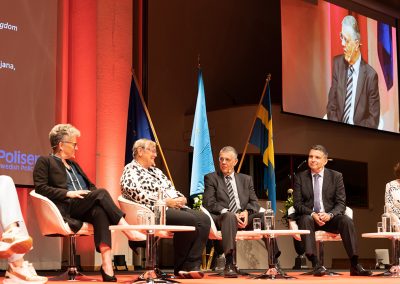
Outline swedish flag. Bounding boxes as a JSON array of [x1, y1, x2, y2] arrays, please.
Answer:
[[249, 83, 276, 212]]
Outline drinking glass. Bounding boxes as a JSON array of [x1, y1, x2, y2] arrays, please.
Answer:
[[264, 215, 272, 230], [253, 218, 261, 231], [377, 221, 383, 233]]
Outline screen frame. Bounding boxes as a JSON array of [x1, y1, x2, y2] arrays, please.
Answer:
[[280, 0, 400, 135]]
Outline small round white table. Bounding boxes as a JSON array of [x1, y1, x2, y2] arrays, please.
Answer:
[[110, 224, 195, 283], [244, 229, 310, 280], [362, 232, 400, 277]]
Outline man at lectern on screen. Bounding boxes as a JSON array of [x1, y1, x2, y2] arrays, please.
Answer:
[[326, 15, 380, 128]]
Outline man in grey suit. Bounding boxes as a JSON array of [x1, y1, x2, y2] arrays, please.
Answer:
[[203, 146, 280, 278], [326, 15, 380, 128], [293, 144, 371, 276]]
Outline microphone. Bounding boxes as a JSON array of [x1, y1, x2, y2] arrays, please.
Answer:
[[296, 159, 307, 171], [328, 159, 333, 161]]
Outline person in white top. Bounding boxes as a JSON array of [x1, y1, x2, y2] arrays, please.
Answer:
[[385, 162, 400, 230], [121, 138, 210, 279], [0, 175, 48, 283]]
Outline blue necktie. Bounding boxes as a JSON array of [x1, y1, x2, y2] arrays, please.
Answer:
[[225, 176, 238, 213], [313, 174, 321, 213]]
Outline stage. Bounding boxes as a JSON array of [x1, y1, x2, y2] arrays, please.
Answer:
[[1, 269, 399, 283]]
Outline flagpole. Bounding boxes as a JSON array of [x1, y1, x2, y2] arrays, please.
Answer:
[[237, 74, 271, 173], [131, 69, 175, 186]]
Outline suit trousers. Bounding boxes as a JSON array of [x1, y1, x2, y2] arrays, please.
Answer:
[[212, 211, 280, 259], [298, 214, 358, 260], [166, 208, 210, 274], [0, 175, 29, 262], [69, 189, 124, 252]]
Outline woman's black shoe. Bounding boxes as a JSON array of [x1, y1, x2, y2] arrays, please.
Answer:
[[100, 266, 117, 282]]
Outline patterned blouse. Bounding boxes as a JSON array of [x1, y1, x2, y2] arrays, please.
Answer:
[[120, 160, 184, 211], [385, 179, 400, 219]]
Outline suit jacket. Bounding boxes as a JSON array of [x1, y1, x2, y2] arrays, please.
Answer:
[[326, 55, 380, 128], [33, 155, 96, 232], [293, 168, 346, 218], [203, 171, 260, 215]]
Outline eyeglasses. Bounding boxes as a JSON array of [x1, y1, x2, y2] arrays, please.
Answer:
[[219, 157, 232, 163], [340, 32, 351, 44], [62, 141, 78, 148], [144, 147, 157, 154]]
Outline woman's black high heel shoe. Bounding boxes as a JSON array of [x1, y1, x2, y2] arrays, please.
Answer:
[[100, 266, 117, 282]]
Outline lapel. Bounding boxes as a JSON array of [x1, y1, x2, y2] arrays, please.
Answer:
[[218, 171, 230, 198], [354, 59, 366, 111], [234, 173, 245, 206], [321, 168, 331, 205], [305, 170, 314, 197], [338, 57, 349, 110]]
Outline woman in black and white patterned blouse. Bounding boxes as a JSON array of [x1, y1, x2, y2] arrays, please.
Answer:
[[385, 162, 400, 231], [121, 138, 210, 278]]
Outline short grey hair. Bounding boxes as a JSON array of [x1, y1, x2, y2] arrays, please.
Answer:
[[132, 138, 156, 158], [342, 15, 360, 41], [310, 144, 328, 157], [49, 124, 80, 149], [219, 146, 238, 159]]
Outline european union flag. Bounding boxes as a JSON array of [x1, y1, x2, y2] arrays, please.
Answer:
[[249, 82, 276, 212], [125, 76, 154, 165], [190, 69, 215, 197]]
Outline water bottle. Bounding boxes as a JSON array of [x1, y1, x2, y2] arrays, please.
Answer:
[[381, 205, 392, 232], [154, 189, 166, 225], [264, 200, 275, 230]]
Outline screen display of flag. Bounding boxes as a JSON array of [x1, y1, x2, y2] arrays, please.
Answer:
[[281, 0, 399, 133]]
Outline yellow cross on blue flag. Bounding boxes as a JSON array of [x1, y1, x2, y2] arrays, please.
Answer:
[[249, 83, 276, 212]]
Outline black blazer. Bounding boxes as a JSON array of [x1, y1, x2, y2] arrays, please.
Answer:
[[203, 171, 260, 215], [33, 155, 96, 232], [327, 55, 380, 128], [293, 168, 346, 218]]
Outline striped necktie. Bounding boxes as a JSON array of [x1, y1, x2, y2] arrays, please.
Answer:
[[225, 176, 238, 213], [313, 174, 321, 213], [342, 65, 354, 123]]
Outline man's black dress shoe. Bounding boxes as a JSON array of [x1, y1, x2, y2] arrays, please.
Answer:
[[312, 265, 328, 276], [100, 266, 117, 282], [350, 264, 372, 276], [224, 263, 238, 278]]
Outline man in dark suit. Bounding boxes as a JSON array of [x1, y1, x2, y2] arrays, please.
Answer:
[[326, 15, 380, 128], [293, 144, 371, 276], [203, 146, 280, 278]]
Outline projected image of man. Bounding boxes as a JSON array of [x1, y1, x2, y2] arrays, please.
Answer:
[[326, 15, 380, 128]]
